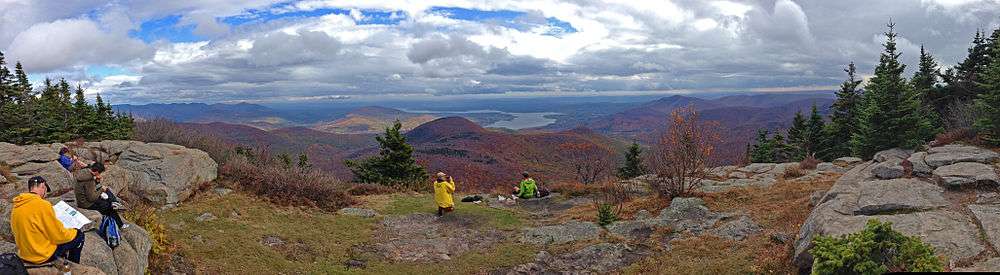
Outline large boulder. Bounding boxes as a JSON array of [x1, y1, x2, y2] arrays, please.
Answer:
[[794, 159, 991, 271], [854, 179, 948, 215], [968, 204, 1000, 251], [1, 141, 218, 207], [932, 162, 1000, 188], [925, 144, 999, 167]]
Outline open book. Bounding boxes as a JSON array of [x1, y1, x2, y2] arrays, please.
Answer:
[[53, 201, 91, 229]]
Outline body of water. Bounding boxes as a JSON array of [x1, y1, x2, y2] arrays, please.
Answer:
[[401, 109, 561, 130]]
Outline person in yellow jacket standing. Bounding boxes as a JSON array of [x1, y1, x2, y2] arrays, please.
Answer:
[[10, 176, 85, 264], [433, 172, 456, 217]]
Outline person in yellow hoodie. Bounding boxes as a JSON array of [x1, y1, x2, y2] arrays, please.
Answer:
[[433, 172, 456, 217], [10, 176, 84, 264]]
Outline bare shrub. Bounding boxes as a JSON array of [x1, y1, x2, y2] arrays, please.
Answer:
[[783, 165, 806, 179], [648, 106, 721, 198], [550, 181, 599, 197], [799, 155, 820, 170], [942, 100, 983, 130], [931, 128, 979, 146], [134, 118, 237, 162], [593, 179, 632, 226], [560, 142, 616, 185]]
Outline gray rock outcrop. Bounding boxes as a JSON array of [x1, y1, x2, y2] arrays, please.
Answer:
[[522, 221, 601, 245], [794, 146, 1000, 272], [933, 162, 999, 187], [1, 141, 218, 207]]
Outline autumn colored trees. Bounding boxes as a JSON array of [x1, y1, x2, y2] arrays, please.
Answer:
[[648, 107, 720, 198]]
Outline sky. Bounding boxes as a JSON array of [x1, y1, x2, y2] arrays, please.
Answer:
[[1, 0, 999, 104]]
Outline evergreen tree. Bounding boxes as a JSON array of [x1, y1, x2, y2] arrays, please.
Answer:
[[820, 62, 863, 160], [297, 153, 312, 171], [941, 29, 991, 107], [0, 52, 14, 141], [278, 153, 292, 169], [975, 32, 1000, 145], [616, 142, 646, 179], [851, 23, 938, 159], [345, 120, 428, 188], [805, 103, 826, 156], [913, 46, 947, 130], [770, 133, 796, 163], [787, 111, 808, 157], [750, 129, 775, 163]]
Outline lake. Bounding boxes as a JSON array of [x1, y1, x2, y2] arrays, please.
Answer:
[[401, 109, 561, 130]]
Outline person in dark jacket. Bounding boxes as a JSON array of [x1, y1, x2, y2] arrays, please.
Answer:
[[73, 162, 127, 229]]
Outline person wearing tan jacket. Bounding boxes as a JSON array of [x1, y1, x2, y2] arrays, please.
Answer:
[[10, 176, 84, 264]]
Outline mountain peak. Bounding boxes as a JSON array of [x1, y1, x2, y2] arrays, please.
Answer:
[[406, 117, 486, 143]]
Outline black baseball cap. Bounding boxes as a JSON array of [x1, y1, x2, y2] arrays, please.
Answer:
[[27, 176, 50, 193]]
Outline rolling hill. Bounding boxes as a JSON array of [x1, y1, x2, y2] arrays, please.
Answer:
[[311, 106, 438, 134]]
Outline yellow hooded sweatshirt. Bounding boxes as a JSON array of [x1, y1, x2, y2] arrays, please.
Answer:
[[10, 193, 77, 264], [434, 179, 456, 208]]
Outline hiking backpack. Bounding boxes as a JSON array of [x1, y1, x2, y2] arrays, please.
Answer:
[[97, 216, 121, 249], [0, 253, 27, 275]]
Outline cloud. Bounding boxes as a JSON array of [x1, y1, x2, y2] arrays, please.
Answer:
[[3, 0, 1000, 104], [6, 18, 153, 72], [248, 30, 343, 66]]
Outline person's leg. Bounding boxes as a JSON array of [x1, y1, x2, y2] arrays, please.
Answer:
[[49, 229, 84, 263], [86, 198, 126, 229]]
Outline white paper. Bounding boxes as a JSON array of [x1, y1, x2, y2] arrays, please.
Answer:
[[52, 201, 91, 229]]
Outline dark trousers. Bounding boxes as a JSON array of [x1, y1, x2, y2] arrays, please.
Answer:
[[437, 206, 453, 217], [47, 229, 84, 263], [84, 190, 124, 228]]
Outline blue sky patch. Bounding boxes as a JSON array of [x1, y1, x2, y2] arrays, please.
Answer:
[[129, 15, 205, 43], [87, 65, 131, 78], [429, 7, 576, 35], [222, 4, 405, 26]]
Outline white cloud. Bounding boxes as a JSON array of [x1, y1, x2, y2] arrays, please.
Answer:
[[6, 18, 152, 72]]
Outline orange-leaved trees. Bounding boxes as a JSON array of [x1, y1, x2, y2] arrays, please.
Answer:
[[649, 106, 721, 198]]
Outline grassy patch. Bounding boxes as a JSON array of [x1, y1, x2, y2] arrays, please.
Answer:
[[373, 193, 524, 230], [163, 192, 534, 274], [161, 193, 376, 274]]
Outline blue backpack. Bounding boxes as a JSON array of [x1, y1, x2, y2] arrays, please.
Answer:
[[97, 216, 121, 249]]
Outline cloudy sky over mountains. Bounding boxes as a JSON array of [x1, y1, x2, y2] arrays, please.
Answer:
[[1, 0, 999, 104]]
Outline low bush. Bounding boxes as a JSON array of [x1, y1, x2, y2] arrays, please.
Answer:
[[135, 119, 354, 210], [931, 128, 978, 147], [810, 219, 943, 274], [799, 155, 820, 170], [221, 155, 354, 210], [596, 203, 618, 226], [549, 181, 598, 197], [783, 165, 806, 179]]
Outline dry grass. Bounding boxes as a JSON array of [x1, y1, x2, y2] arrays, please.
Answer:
[[122, 202, 177, 273], [623, 175, 837, 274], [932, 128, 979, 147], [700, 176, 837, 273], [782, 165, 806, 179], [549, 181, 600, 197]]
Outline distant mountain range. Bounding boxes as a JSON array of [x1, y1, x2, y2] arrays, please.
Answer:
[[121, 92, 837, 182]]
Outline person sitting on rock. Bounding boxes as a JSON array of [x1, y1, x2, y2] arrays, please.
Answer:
[[73, 162, 127, 229], [57, 148, 82, 171], [11, 176, 85, 264], [433, 172, 456, 217], [513, 172, 537, 199]]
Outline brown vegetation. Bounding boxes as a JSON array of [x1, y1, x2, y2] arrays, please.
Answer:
[[799, 155, 820, 170], [134, 119, 354, 210], [122, 202, 177, 273], [648, 106, 721, 198], [560, 142, 616, 185], [782, 165, 806, 179]]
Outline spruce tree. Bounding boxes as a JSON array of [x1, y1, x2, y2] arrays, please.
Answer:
[[787, 111, 808, 158], [941, 29, 991, 107], [805, 103, 826, 157], [975, 33, 1000, 145], [750, 129, 775, 163], [820, 63, 863, 160], [345, 120, 428, 188], [912, 45, 945, 125], [851, 23, 937, 159], [617, 142, 646, 179], [0, 52, 14, 141]]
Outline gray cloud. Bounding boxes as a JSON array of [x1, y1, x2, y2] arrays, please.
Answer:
[[3, 0, 1000, 104]]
